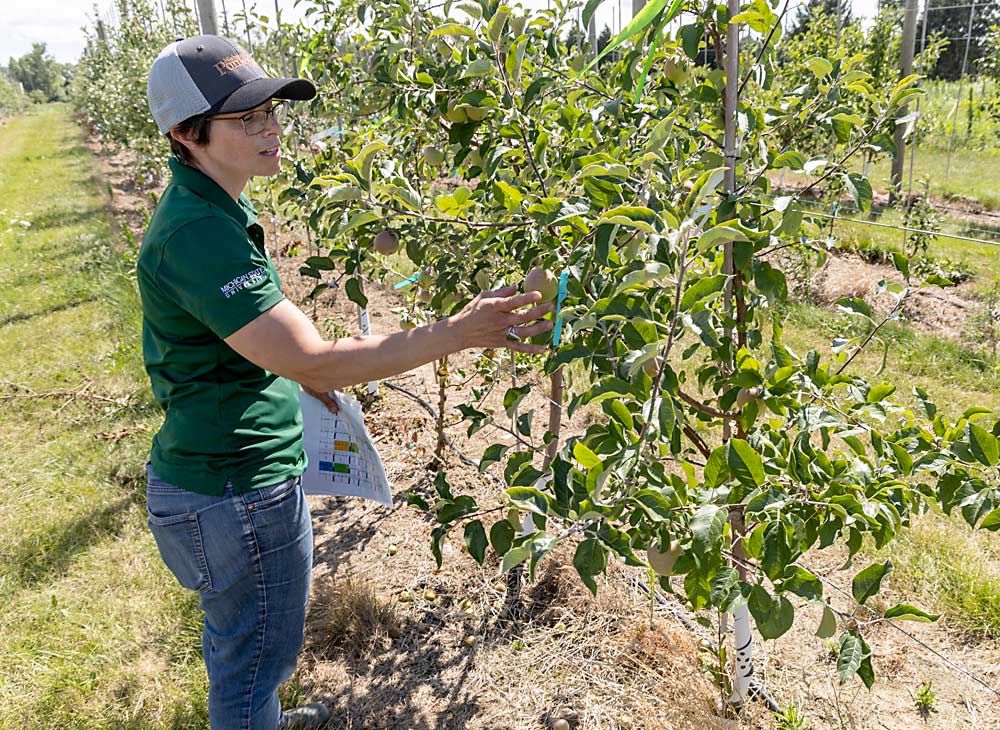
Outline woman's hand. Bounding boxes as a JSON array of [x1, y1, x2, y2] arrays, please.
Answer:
[[451, 285, 556, 355], [301, 384, 339, 413]]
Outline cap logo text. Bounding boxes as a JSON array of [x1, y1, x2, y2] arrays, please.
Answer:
[[214, 53, 257, 76]]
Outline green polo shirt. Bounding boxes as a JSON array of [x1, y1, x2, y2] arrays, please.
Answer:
[[137, 157, 305, 496]]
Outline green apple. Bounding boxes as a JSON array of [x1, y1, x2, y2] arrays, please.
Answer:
[[373, 230, 399, 255], [463, 105, 487, 121], [422, 145, 445, 166], [665, 58, 689, 85], [524, 266, 558, 302], [646, 541, 682, 576], [474, 268, 491, 290], [445, 99, 468, 123]]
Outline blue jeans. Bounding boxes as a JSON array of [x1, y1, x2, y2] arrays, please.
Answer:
[[145, 464, 313, 730]]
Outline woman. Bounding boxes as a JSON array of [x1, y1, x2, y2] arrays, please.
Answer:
[[139, 35, 552, 730]]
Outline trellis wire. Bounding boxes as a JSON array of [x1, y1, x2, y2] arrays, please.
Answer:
[[943, 0, 978, 182], [796, 558, 1000, 702]]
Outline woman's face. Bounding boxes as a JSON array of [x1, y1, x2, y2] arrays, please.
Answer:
[[199, 99, 284, 179]]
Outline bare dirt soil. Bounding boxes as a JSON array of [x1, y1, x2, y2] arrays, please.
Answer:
[[90, 137, 1000, 729], [811, 253, 981, 340]]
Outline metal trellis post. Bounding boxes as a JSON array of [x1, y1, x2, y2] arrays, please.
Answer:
[[196, 0, 220, 35], [944, 0, 978, 182], [889, 0, 919, 204]]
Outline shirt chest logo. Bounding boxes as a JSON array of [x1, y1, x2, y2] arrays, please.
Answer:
[[220, 267, 267, 299]]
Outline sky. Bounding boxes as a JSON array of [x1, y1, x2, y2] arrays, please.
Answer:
[[1, 0, 882, 66]]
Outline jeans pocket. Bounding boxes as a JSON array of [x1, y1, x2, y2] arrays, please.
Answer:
[[147, 511, 212, 592]]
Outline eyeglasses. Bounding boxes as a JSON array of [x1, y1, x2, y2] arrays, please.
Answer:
[[210, 100, 289, 136]]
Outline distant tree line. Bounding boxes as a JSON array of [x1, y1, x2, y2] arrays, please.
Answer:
[[790, 0, 1000, 81], [3, 43, 74, 104]]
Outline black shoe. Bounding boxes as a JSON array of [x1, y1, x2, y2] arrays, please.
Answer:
[[281, 702, 331, 730]]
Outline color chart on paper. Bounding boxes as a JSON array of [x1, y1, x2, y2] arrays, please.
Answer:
[[300, 389, 393, 508], [316, 432, 368, 486]]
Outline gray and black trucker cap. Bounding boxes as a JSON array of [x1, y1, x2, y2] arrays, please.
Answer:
[[147, 35, 315, 134]]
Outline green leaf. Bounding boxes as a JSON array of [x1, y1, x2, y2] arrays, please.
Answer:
[[573, 441, 602, 470], [573, 538, 607, 595], [866, 383, 895, 403], [851, 560, 893, 605], [461, 58, 494, 78], [319, 183, 364, 202], [479, 443, 509, 471], [704, 446, 729, 488], [582, 0, 604, 33], [761, 522, 792, 582], [583, 0, 684, 73], [304, 256, 335, 271], [836, 632, 870, 684], [968, 421, 999, 466], [489, 519, 515, 555], [780, 565, 823, 601], [883, 603, 940, 623], [598, 205, 658, 232], [679, 22, 703, 59], [697, 224, 750, 252], [843, 172, 873, 212], [727, 439, 765, 488], [500, 545, 530, 573], [430, 22, 477, 38], [503, 384, 531, 419], [487, 8, 509, 41], [345, 277, 368, 308], [507, 487, 549, 516], [680, 274, 727, 310], [351, 141, 386, 185], [807, 57, 834, 78], [464, 520, 487, 564], [748, 586, 795, 639], [632, 489, 675, 521], [816, 604, 837, 638], [690, 504, 726, 555], [980, 507, 1000, 531]]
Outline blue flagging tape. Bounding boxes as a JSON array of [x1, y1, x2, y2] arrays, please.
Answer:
[[394, 273, 420, 289], [552, 270, 569, 347]]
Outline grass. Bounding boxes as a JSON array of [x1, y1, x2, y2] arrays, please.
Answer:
[[0, 104, 206, 728], [783, 302, 1000, 413], [873, 511, 1000, 638]]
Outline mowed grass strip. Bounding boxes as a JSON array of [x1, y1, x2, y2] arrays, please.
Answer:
[[0, 105, 207, 729]]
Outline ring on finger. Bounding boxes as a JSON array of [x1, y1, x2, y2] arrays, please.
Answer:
[[506, 325, 521, 342]]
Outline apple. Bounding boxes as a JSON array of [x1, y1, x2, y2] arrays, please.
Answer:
[[665, 58, 689, 85], [646, 541, 682, 576], [422, 145, 445, 166], [373, 230, 399, 255], [642, 356, 663, 377], [524, 266, 558, 302], [474, 269, 491, 290], [446, 99, 468, 123], [462, 104, 487, 121]]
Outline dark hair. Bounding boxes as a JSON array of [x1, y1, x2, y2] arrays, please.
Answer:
[[168, 114, 212, 165]]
